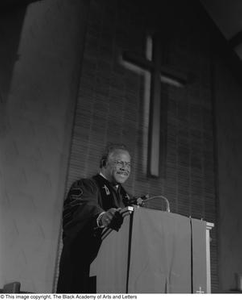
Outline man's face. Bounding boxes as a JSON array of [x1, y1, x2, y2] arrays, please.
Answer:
[[104, 149, 131, 184]]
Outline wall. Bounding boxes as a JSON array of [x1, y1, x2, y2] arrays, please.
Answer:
[[213, 47, 242, 291], [0, 0, 89, 293]]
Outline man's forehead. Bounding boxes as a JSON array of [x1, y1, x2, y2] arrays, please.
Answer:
[[109, 149, 131, 160]]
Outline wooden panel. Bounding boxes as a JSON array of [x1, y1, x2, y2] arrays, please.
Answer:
[[90, 214, 131, 293]]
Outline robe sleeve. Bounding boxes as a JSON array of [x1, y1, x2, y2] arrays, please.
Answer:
[[62, 178, 104, 241]]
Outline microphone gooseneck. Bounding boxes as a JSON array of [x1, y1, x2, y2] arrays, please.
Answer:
[[138, 195, 171, 212]]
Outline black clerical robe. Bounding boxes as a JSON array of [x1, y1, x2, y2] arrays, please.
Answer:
[[57, 174, 131, 293]]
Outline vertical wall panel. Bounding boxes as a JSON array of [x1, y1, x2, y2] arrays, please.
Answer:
[[0, 0, 89, 293]]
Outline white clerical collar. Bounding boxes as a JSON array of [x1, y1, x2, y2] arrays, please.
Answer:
[[99, 172, 107, 180], [99, 172, 119, 189]]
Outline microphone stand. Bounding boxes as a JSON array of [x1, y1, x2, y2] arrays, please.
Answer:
[[138, 195, 171, 212]]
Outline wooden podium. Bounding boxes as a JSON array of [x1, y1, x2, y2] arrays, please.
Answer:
[[90, 206, 213, 293]]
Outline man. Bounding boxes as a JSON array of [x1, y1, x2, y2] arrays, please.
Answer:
[[57, 143, 132, 293]]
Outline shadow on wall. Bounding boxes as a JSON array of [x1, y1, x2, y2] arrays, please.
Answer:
[[0, 1, 41, 97], [0, 0, 42, 140]]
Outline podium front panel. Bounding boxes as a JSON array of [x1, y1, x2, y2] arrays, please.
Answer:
[[128, 207, 192, 293], [90, 214, 131, 293]]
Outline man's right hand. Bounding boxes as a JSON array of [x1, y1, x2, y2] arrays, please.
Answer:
[[98, 207, 125, 231]]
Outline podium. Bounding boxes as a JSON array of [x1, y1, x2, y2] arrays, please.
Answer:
[[90, 206, 213, 293]]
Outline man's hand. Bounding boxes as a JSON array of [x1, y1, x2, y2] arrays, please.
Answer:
[[100, 208, 123, 231]]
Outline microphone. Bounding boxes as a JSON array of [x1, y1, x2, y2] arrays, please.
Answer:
[[138, 195, 171, 212], [124, 194, 149, 206]]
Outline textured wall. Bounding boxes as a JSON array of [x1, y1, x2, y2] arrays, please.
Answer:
[[214, 58, 242, 291], [65, 0, 219, 291], [0, 0, 89, 293]]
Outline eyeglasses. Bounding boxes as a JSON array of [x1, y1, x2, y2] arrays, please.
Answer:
[[113, 160, 131, 168]]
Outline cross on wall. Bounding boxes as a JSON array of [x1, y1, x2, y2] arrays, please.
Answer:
[[122, 33, 187, 177]]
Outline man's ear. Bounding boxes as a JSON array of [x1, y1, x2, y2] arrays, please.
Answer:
[[100, 155, 107, 168], [101, 158, 106, 167]]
